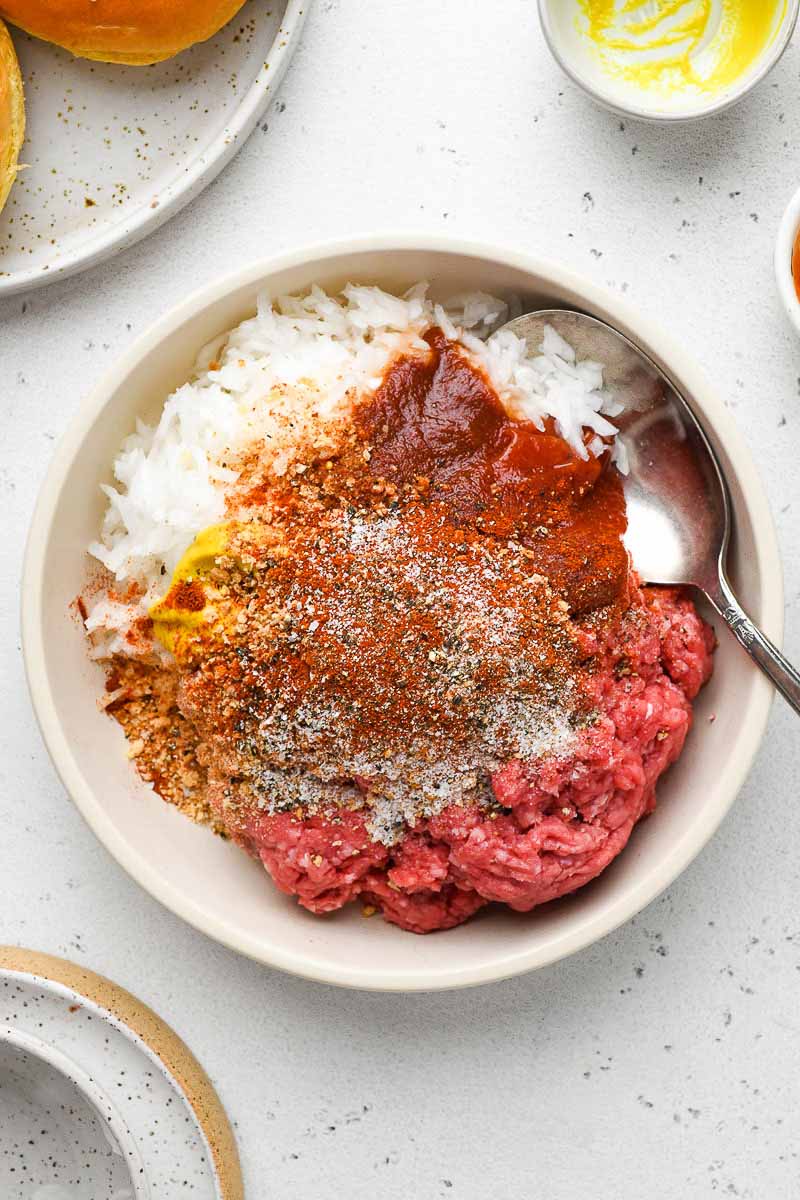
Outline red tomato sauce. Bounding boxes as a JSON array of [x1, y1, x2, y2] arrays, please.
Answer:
[[358, 327, 629, 613]]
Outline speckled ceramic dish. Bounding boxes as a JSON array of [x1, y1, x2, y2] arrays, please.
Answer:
[[0, 0, 307, 295], [0, 947, 242, 1198], [22, 235, 783, 992], [0, 1029, 146, 1198]]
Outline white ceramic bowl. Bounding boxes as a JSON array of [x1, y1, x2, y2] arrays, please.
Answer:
[[775, 184, 800, 334], [0, 1029, 145, 1198], [22, 235, 783, 992], [538, 0, 799, 123]]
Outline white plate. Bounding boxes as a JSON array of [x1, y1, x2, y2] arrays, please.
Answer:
[[0, 948, 242, 1198], [0, 0, 307, 295]]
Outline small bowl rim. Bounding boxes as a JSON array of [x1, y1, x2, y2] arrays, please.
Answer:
[[537, 0, 800, 123], [775, 184, 800, 334], [21, 232, 784, 991], [0, 1025, 148, 1198]]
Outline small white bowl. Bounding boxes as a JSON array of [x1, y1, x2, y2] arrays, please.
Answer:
[[22, 234, 783, 992], [776, 184, 800, 334], [538, 0, 799, 123], [0, 1029, 146, 1199]]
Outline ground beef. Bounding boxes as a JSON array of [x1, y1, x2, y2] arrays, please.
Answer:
[[214, 585, 714, 933]]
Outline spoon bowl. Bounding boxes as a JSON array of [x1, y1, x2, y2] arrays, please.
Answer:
[[502, 309, 800, 714]]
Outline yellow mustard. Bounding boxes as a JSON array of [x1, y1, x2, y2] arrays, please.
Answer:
[[578, 0, 785, 95], [149, 522, 237, 658]]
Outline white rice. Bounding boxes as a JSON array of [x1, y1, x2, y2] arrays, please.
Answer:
[[86, 283, 624, 655]]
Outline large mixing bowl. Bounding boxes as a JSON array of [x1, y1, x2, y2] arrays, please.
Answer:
[[21, 235, 782, 991]]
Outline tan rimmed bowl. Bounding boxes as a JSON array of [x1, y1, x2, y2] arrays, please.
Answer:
[[0, 946, 242, 1197], [21, 234, 783, 992]]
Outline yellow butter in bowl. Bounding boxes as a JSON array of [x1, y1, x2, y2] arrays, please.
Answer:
[[578, 0, 786, 96], [539, 0, 796, 119]]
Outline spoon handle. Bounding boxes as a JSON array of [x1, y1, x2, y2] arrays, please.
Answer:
[[705, 575, 800, 716]]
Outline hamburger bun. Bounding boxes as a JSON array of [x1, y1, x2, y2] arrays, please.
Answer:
[[0, 17, 23, 215], [0, 0, 248, 65]]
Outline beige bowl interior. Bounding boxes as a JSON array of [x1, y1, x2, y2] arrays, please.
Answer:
[[22, 239, 782, 991]]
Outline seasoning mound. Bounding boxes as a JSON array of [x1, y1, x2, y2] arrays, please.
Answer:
[[176, 504, 582, 845], [84, 285, 715, 934]]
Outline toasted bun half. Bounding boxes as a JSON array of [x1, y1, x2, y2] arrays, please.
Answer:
[[0, 18, 23, 215], [0, 0, 248, 65]]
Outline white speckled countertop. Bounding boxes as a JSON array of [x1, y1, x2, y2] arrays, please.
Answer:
[[1, 3, 799, 1197]]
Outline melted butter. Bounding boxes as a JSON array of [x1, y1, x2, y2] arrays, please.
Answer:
[[578, 0, 786, 95]]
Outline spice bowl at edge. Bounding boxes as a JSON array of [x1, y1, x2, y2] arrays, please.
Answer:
[[776, 184, 800, 336], [22, 235, 783, 992]]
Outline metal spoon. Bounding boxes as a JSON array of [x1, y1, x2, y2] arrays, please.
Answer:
[[501, 309, 800, 714]]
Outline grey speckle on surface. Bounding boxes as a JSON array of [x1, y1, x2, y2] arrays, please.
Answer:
[[1, 2, 799, 1198]]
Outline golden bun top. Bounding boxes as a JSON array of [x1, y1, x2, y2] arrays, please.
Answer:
[[0, 0, 248, 65], [0, 18, 23, 215]]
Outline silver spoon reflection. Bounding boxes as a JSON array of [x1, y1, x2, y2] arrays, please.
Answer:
[[501, 309, 800, 715]]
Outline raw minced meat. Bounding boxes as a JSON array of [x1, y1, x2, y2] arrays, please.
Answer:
[[217, 584, 714, 933]]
